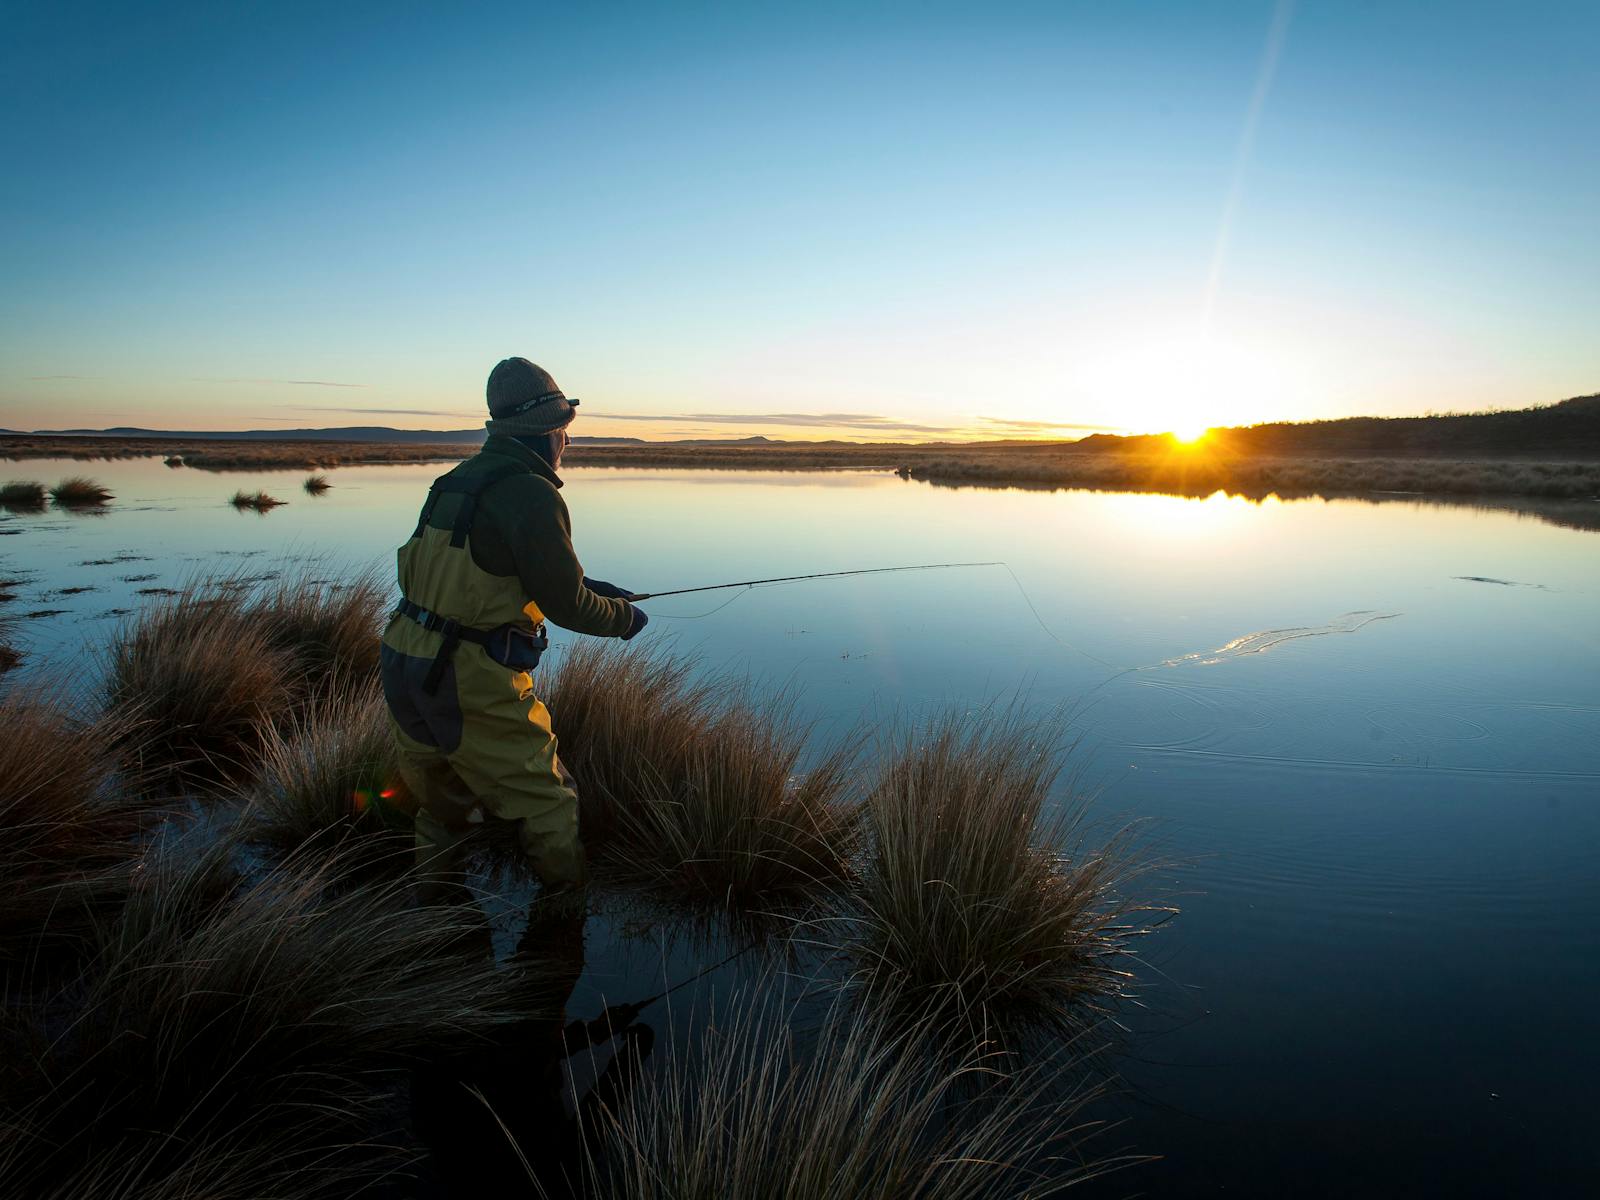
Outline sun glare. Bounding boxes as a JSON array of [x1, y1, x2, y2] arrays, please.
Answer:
[[1071, 330, 1287, 440]]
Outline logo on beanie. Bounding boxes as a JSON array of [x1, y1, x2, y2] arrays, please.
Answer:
[[504, 390, 578, 418]]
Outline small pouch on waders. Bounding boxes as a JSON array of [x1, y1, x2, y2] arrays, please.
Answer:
[[483, 622, 549, 671]]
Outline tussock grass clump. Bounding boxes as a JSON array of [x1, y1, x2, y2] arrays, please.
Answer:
[[230, 488, 285, 511], [1, 480, 47, 510], [107, 569, 387, 778], [844, 714, 1149, 1032], [248, 683, 408, 850], [254, 565, 388, 685], [304, 473, 332, 494], [582, 989, 1119, 1198], [49, 475, 113, 506], [1, 840, 539, 1198], [0, 692, 145, 962], [547, 641, 861, 907], [108, 583, 295, 778]]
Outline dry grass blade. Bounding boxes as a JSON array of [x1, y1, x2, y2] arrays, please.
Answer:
[[230, 488, 286, 511], [48, 476, 113, 506], [841, 712, 1158, 1035], [579, 985, 1127, 1199]]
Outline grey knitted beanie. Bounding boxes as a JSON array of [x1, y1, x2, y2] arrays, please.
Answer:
[[484, 358, 579, 437]]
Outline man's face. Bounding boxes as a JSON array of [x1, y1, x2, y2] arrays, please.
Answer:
[[551, 428, 569, 468]]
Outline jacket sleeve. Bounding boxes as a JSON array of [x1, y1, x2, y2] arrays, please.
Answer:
[[490, 476, 634, 637]]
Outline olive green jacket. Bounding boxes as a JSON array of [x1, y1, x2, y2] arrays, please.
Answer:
[[415, 435, 633, 637]]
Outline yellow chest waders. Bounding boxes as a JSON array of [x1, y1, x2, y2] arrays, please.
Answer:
[[381, 456, 585, 887]]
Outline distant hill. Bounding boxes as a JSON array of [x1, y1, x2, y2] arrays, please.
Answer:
[[1200, 394, 1600, 459], [19, 425, 784, 447]]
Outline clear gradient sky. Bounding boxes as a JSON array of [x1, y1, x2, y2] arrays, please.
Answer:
[[2, 1, 1596, 442]]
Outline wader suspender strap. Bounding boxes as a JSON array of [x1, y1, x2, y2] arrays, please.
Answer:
[[421, 621, 462, 695], [406, 459, 533, 693]]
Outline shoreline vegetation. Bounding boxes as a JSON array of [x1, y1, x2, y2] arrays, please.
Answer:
[[0, 569, 1156, 1197], [3, 394, 1597, 504]]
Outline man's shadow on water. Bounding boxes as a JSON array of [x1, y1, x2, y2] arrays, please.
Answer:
[[409, 880, 655, 1198]]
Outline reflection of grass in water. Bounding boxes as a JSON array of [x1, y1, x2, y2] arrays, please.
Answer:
[[230, 488, 286, 511], [49, 476, 113, 506], [1, 480, 47, 510], [303, 473, 332, 495], [577, 984, 1129, 1198], [548, 641, 862, 908], [1, 837, 540, 1199], [839, 712, 1156, 1036]]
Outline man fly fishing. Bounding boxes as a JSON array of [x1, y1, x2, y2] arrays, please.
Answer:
[[380, 356, 648, 905]]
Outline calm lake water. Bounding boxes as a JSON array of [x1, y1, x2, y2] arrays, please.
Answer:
[[4, 457, 1598, 1196]]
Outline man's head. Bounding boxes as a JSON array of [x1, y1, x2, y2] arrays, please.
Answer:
[[484, 358, 578, 440]]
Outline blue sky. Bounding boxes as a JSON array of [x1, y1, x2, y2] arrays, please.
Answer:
[[2, 1, 1596, 440]]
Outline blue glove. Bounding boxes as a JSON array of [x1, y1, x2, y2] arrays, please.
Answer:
[[620, 602, 649, 641], [583, 577, 632, 600]]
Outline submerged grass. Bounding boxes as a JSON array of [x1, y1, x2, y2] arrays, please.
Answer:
[[547, 641, 861, 908], [303, 473, 332, 494], [2, 836, 542, 1198], [230, 488, 286, 511], [840, 712, 1152, 1034], [575, 986, 1124, 1199], [48, 476, 113, 506]]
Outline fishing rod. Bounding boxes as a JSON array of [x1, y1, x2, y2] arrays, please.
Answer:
[[564, 943, 754, 1048], [627, 561, 1001, 602]]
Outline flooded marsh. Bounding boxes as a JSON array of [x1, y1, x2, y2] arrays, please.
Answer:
[[1, 455, 1597, 1196]]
